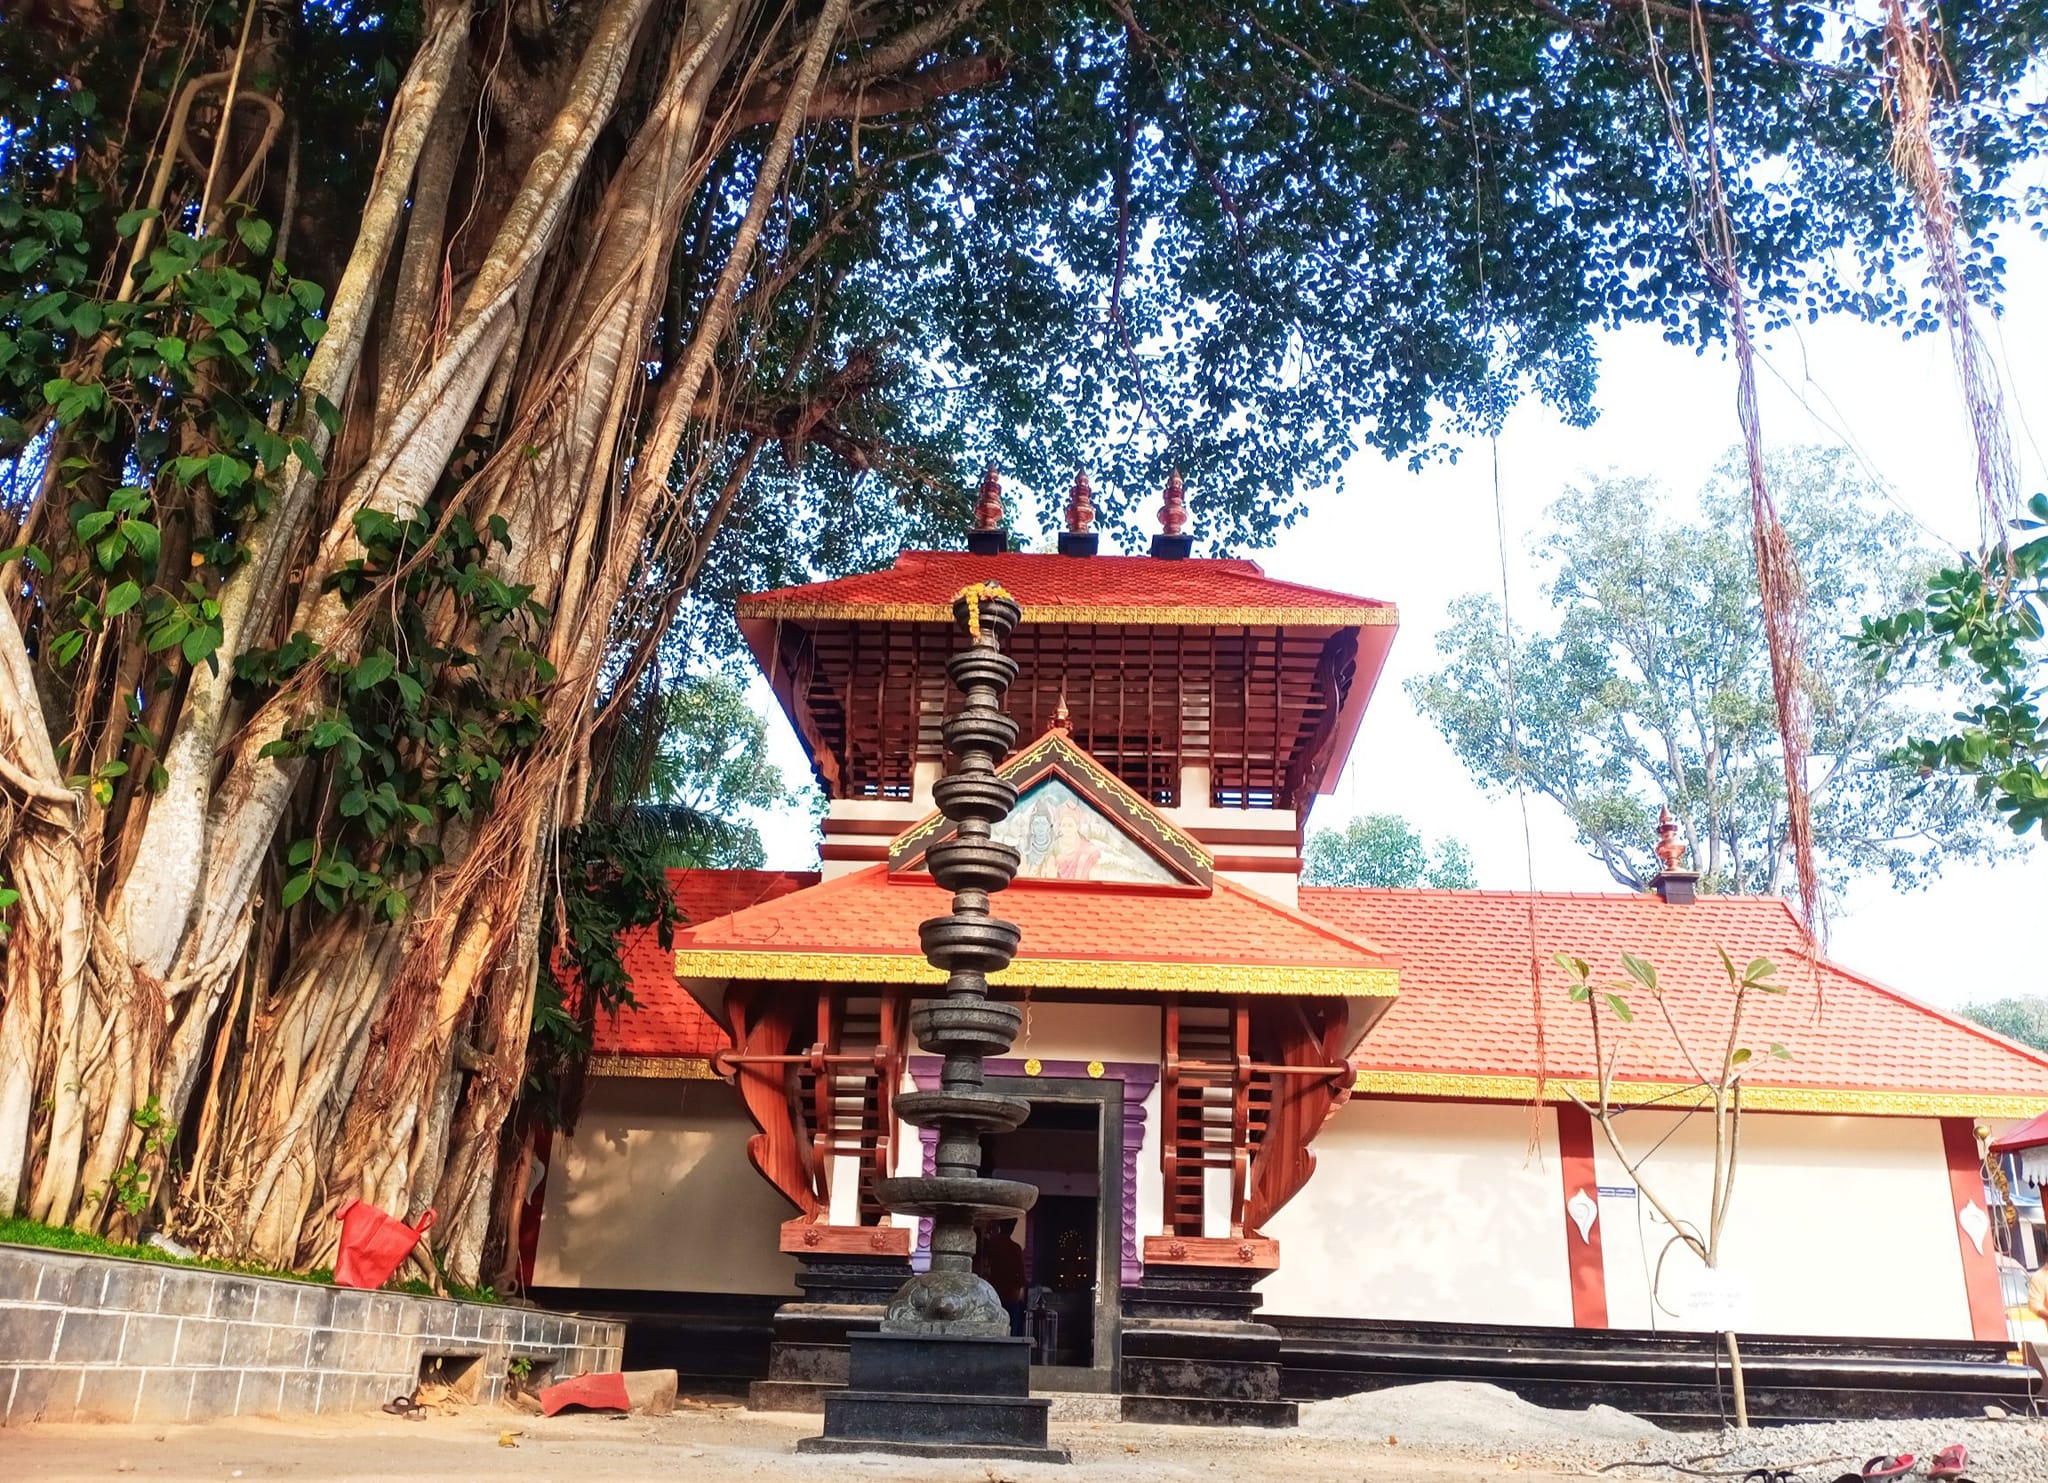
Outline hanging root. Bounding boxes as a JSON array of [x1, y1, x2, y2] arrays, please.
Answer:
[[1880, 0, 2018, 538]]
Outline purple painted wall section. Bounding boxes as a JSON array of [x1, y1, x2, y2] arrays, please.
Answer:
[[908, 1058, 1157, 1286]]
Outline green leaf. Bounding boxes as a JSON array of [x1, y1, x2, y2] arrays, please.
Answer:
[[1731, 1047, 1752, 1064], [351, 649, 394, 691], [1620, 952, 1658, 991], [286, 838, 317, 867], [103, 580, 142, 616], [181, 625, 218, 666], [1768, 1043, 1792, 1060], [235, 216, 274, 255], [281, 872, 313, 908], [1603, 992, 1634, 1023], [115, 207, 158, 238]]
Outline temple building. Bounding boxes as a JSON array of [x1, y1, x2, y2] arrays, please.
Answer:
[[530, 481, 2048, 1419]]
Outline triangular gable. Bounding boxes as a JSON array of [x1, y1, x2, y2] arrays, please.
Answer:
[[890, 726, 1212, 889]]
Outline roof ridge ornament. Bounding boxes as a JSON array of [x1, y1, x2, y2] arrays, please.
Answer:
[[967, 464, 1008, 555], [1152, 469, 1193, 559], [1058, 468, 1100, 557], [1650, 806, 1699, 906]]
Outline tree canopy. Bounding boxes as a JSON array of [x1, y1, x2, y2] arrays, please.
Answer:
[[1409, 448, 2013, 896], [3, 0, 2045, 1284], [1301, 812, 1476, 889]]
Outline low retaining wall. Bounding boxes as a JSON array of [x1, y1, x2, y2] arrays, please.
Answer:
[[1, 1242, 624, 1426]]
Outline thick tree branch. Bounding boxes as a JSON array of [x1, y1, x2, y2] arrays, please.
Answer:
[[730, 52, 1005, 130]]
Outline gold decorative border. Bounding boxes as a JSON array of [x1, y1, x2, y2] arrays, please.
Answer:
[[890, 728, 1212, 869], [1353, 1069, 2048, 1119], [677, 947, 1398, 998], [588, 1054, 718, 1080], [737, 599, 1400, 628]]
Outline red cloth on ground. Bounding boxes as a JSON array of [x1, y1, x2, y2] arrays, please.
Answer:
[[539, 1371, 631, 1416]]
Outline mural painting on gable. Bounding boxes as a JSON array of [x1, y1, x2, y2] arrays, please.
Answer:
[[999, 778, 1176, 884]]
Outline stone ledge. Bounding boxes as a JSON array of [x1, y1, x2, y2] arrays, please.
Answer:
[[0, 1243, 623, 1427]]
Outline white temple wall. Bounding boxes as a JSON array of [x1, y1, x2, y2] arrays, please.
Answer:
[[1259, 1098, 1573, 1326], [1592, 1111, 1969, 1340], [534, 1078, 798, 1296]]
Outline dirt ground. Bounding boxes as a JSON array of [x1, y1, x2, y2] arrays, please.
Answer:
[[0, 1401, 1583, 1482]]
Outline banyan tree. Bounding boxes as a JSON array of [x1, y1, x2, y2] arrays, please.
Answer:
[[1, 0, 2041, 1284]]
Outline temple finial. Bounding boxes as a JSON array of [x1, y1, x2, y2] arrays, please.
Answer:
[[1650, 806, 1697, 904], [1654, 806, 1686, 873], [1151, 469, 1194, 558], [974, 466, 1003, 531], [1057, 468, 1100, 557], [1052, 691, 1072, 731], [1064, 469, 1095, 534], [966, 464, 1008, 554]]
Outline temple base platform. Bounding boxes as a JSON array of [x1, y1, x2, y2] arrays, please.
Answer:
[[797, 1332, 1070, 1462], [748, 1252, 910, 1413], [1119, 1264, 1299, 1429]]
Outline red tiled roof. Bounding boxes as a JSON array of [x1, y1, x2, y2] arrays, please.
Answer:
[[594, 870, 813, 1058], [1990, 1107, 2048, 1152], [595, 873, 2048, 1116], [735, 550, 1397, 626], [672, 864, 1398, 998], [1303, 888, 2048, 1113]]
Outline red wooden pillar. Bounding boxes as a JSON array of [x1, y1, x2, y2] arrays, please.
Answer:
[[1939, 1117, 2009, 1341], [1554, 1103, 1609, 1328]]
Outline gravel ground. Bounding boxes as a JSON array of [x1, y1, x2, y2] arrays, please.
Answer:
[[1301, 1382, 2048, 1481], [3, 1383, 2042, 1481]]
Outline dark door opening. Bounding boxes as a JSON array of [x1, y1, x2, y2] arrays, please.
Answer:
[[982, 1099, 1101, 1370]]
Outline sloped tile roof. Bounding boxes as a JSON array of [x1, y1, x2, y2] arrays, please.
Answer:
[[672, 864, 1398, 997], [594, 870, 813, 1059], [1303, 888, 2048, 1115], [735, 550, 1397, 627], [594, 874, 2048, 1117]]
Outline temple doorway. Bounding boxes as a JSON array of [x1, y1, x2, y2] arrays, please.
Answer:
[[981, 1076, 1125, 1392]]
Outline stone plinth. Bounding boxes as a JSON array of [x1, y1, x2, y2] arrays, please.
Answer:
[[748, 1252, 910, 1413], [1120, 1264, 1299, 1428], [797, 1332, 1069, 1462]]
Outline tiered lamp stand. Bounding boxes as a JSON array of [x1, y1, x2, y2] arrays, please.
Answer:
[[799, 586, 1069, 1464]]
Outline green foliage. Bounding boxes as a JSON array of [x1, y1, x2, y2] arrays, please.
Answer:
[[0, 869, 16, 939], [1301, 812, 1476, 889], [253, 508, 553, 922], [1956, 995, 2048, 1053], [694, 1, 2048, 549], [1411, 448, 2009, 897], [527, 820, 684, 1131], [1553, 949, 1791, 1078], [1856, 495, 2048, 840], [603, 672, 819, 868]]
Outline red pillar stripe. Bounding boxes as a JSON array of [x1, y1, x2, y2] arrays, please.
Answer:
[[1554, 1101, 1609, 1329], [1939, 1117, 2009, 1342]]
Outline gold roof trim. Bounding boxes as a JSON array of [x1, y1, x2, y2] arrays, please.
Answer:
[[588, 1054, 718, 1080], [1353, 1069, 2048, 1119], [737, 599, 1400, 628], [678, 947, 1397, 998]]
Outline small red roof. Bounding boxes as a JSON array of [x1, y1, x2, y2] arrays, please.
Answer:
[[1990, 1107, 2048, 1153], [671, 864, 1399, 1001], [1305, 888, 2048, 1115], [735, 550, 1398, 628], [594, 870, 813, 1060]]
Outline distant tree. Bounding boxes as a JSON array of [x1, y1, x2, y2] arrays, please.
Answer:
[[599, 673, 820, 869], [1409, 448, 2009, 898], [1303, 814, 1477, 890], [1957, 997, 2048, 1054]]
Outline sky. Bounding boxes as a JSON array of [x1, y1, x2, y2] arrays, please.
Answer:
[[746, 217, 2048, 1014]]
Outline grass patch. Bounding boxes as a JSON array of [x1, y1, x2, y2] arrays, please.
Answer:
[[0, 1217, 494, 1301]]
